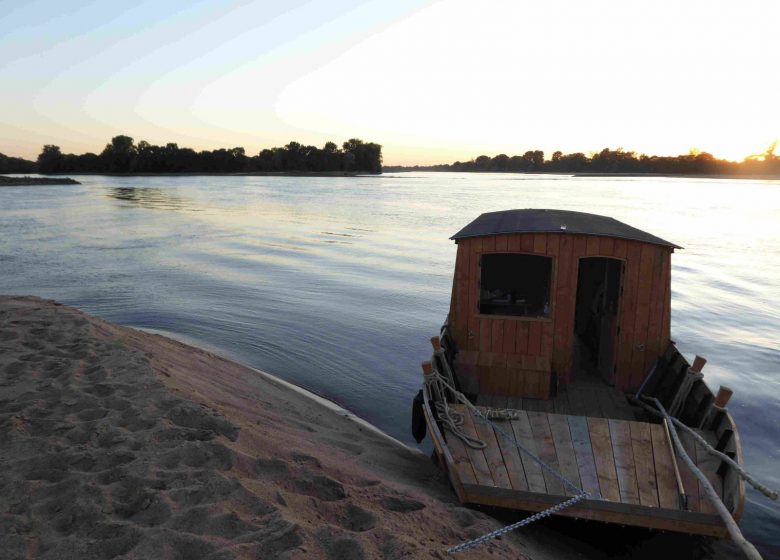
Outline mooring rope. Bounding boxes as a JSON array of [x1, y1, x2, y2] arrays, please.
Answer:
[[630, 395, 778, 501], [650, 398, 764, 560]]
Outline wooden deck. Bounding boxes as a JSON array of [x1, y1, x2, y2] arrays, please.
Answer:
[[477, 378, 638, 420], [441, 403, 728, 537]]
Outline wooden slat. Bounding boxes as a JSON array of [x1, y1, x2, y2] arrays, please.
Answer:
[[629, 421, 659, 507], [491, 320, 504, 354], [612, 238, 628, 260], [661, 248, 672, 348], [616, 241, 641, 389], [533, 233, 547, 254], [599, 237, 615, 256], [470, 411, 512, 489], [548, 414, 582, 496], [629, 244, 656, 389], [479, 317, 491, 353], [588, 417, 621, 502], [502, 319, 517, 354], [649, 422, 681, 509], [527, 321, 543, 356], [467, 238, 482, 351], [540, 321, 554, 357], [585, 235, 599, 255], [527, 412, 565, 496], [608, 419, 640, 505], [678, 430, 702, 512], [494, 234, 508, 252], [552, 234, 574, 380], [510, 411, 547, 493], [516, 322, 529, 355], [524, 370, 540, 399], [461, 483, 728, 537], [452, 243, 470, 348], [567, 415, 601, 497], [444, 426, 479, 486], [455, 404, 495, 486], [520, 235, 534, 253], [645, 247, 668, 365], [492, 420, 530, 492]]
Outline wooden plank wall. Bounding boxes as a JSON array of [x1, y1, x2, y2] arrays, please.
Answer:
[[448, 233, 672, 394]]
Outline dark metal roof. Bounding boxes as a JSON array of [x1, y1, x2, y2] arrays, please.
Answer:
[[451, 209, 681, 249]]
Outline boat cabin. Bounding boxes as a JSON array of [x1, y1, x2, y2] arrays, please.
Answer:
[[447, 209, 681, 398], [418, 210, 750, 542]]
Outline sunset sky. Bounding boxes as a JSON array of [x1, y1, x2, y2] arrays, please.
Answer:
[[1, 0, 778, 165]]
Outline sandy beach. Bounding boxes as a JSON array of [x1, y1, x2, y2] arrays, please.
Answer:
[[0, 296, 536, 559]]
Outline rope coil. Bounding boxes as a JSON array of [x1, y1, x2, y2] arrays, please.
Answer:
[[424, 367, 591, 554]]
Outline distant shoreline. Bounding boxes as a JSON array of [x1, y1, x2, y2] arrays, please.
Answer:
[[381, 169, 780, 180], [0, 175, 80, 186]]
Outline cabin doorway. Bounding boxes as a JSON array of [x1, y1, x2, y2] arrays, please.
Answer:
[[573, 257, 623, 384]]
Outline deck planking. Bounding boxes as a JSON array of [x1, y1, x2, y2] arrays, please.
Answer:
[[440, 405, 725, 523], [629, 421, 660, 507]]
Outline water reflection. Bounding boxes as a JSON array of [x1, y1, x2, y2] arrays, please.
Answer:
[[108, 186, 199, 212]]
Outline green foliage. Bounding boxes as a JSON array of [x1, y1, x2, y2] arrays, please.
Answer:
[[32, 136, 383, 174], [387, 143, 780, 177]]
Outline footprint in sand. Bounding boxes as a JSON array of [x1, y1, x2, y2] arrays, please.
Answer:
[[380, 495, 426, 513]]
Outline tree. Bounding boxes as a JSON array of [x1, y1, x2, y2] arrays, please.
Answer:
[[342, 138, 382, 173], [37, 145, 65, 173], [100, 135, 137, 172]]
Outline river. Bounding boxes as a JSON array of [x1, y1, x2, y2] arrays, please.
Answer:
[[1, 172, 778, 554]]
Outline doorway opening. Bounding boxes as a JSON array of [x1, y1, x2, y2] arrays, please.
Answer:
[[573, 257, 623, 383]]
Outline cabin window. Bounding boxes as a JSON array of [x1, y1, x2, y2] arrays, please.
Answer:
[[480, 254, 552, 318]]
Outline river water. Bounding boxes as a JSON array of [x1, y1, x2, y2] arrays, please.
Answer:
[[1, 172, 778, 554]]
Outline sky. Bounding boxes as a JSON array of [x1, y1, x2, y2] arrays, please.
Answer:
[[1, 0, 778, 166]]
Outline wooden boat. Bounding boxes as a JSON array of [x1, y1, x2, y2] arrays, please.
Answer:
[[415, 209, 746, 538]]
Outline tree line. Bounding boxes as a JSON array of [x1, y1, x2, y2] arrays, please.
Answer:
[[383, 144, 780, 177], [0, 152, 37, 174], [1, 135, 382, 175]]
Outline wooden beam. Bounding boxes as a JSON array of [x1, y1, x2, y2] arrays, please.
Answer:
[[691, 355, 707, 373], [460, 483, 728, 537], [715, 386, 733, 408]]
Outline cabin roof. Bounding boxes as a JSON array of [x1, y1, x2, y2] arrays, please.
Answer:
[[451, 209, 681, 249]]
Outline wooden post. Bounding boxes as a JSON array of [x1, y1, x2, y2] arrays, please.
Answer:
[[430, 336, 441, 351], [421, 361, 433, 376], [691, 355, 707, 373], [715, 386, 734, 408]]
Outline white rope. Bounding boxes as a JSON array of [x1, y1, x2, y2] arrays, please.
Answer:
[[631, 396, 778, 501], [651, 398, 763, 560]]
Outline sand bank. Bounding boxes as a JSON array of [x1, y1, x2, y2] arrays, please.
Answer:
[[0, 176, 80, 186], [2, 296, 744, 559], [0, 296, 535, 559]]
